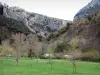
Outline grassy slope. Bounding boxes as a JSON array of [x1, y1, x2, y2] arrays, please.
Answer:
[[0, 57, 100, 75]]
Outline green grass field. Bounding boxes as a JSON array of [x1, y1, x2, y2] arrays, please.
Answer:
[[0, 57, 100, 75]]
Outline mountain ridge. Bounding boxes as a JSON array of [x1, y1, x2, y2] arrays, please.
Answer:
[[0, 2, 71, 38], [74, 0, 100, 21]]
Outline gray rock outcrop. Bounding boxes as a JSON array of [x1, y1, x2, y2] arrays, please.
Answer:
[[0, 2, 71, 37], [74, 0, 100, 21]]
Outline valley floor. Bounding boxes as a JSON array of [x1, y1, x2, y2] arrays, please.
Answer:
[[0, 57, 100, 75]]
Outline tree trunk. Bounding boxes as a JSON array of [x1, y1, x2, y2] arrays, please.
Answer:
[[73, 64, 74, 75], [72, 61, 76, 75], [50, 61, 52, 70], [74, 63, 76, 73], [36, 56, 39, 63], [48, 55, 52, 70], [49, 55, 51, 64], [16, 59, 19, 66]]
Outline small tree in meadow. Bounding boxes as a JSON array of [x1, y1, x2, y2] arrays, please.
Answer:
[[11, 33, 27, 66], [70, 38, 79, 75], [47, 47, 54, 70]]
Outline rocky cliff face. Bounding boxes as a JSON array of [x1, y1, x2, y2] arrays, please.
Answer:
[[74, 0, 100, 21], [0, 2, 71, 38]]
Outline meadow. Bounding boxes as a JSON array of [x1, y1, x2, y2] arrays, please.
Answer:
[[0, 57, 100, 75]]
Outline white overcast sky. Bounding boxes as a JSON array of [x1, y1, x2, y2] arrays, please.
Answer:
[[0, 0, 91, 20]]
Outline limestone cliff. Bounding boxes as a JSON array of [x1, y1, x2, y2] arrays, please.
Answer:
[[74, 0, 100, 21], [0, 2, 71, 37]]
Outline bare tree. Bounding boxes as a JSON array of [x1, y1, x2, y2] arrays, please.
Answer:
[[27, 34, 43, 61], [69, 38, 80, 75], [34, 42, 42, 62], [41, 42, 48, 58], [47, 47, 54, 70], [26, 34, 38, 59], [47, 42, 56, 70], [11, 33, 27, 66]]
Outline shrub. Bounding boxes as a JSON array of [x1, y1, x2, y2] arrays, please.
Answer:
[[81, 49, 100, 61], [96, 12, 100, 17], [55, 53, 63, 59], [55, 41, 70, 53], [28, 49, 35, 58], [78, 18, 89, 24], [0, 45, 3, 54]]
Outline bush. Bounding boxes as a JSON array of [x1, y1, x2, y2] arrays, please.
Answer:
[[55, 41, 70, 53], [81, 49, 100, 62], [28, 49, 35, 58], [55, 53, 63, 59], [0, 45, 3, 53], [96, 12, 100, 17], [78, 18, 89, 24]]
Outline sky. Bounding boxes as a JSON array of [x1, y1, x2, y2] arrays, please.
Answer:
[[0, 0, 91, 20]]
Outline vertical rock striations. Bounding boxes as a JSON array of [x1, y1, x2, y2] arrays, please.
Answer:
[[0, 2, 71, 37]]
